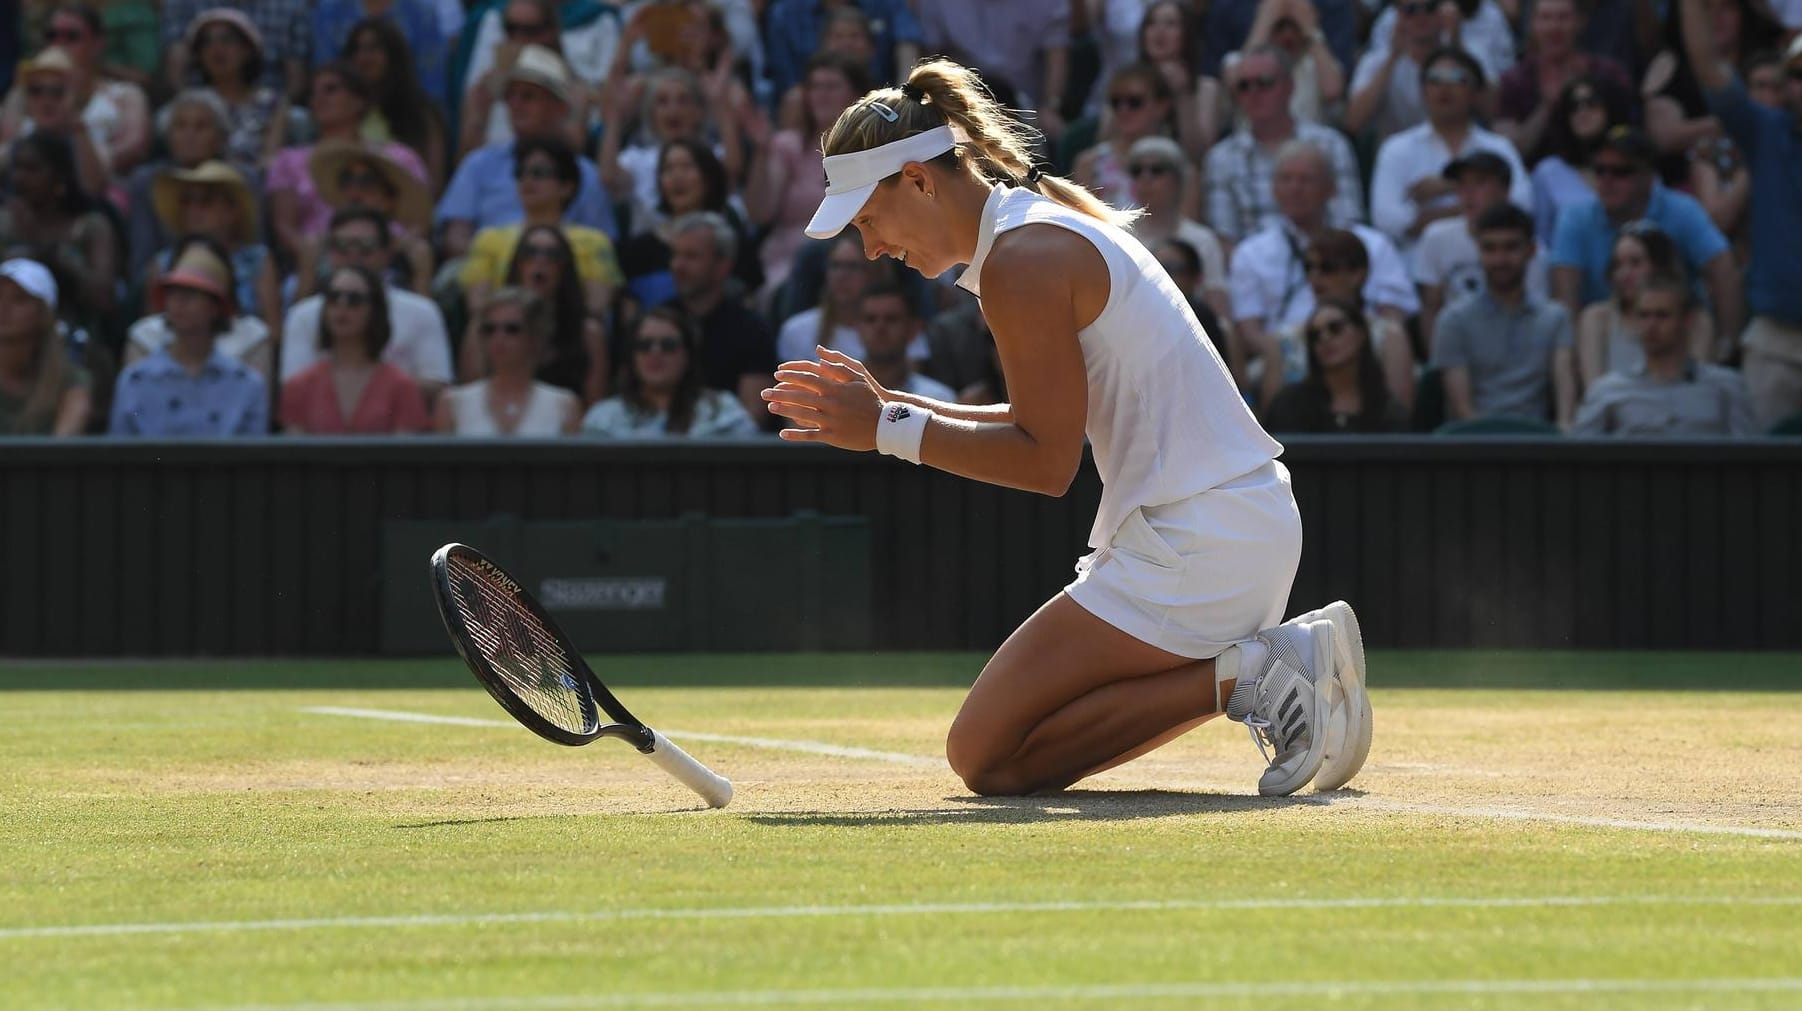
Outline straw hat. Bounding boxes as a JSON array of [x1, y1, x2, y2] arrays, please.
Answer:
[[15, 46, 76, 85], [504, 44, 577, 108], [151, 160, 260, 245], [307, 141, 432, 231], [184, 8, 266, 60], [153, 243, 237, 316]]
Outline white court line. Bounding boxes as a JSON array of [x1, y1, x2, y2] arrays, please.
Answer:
[[300, 707, 1802, 841], [300, 707, 941, 767], [8, 894, 1802, 941], [168, 977, 1802, 1010]]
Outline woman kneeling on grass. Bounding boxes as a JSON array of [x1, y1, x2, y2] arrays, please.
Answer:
[[763, 59, 1373, 798]]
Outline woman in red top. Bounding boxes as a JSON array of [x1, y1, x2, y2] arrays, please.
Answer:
[[280, 265, 430, 434]]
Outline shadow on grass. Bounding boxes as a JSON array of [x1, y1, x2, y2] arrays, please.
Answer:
[[2, 651, 1799, 691], [742, 789, 1320, 827]]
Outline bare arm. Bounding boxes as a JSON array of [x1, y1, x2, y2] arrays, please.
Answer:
[[53, 385, 92, 436], [1690, 155, 1749, 237], [1550, 265, 1584, 332], [1344, 51, 1395, 135], [256, 255, 282, 347], [105, 83, 152, 174], [1678, 0, 1730, 93], [456, 78, 495, 160], [1442, 364, 1477, 419], [1575, 304, 1607, 388], [1552, 346, 1578, 429], [1497, 98, 1556, 158], [1419, 283, 1445, 351], [1701, 251, 1743, 348], [765, 229, 1095, 496]]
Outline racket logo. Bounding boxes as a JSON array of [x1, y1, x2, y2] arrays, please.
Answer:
[[471, 558, 523, 595]]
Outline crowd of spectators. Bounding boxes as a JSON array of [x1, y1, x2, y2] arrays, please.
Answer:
[[2, 0, 1798, 441]]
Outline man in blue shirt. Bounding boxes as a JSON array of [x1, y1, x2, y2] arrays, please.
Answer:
[[1683, 5, 1802, 426], [434, 44, 617, 260], [764, 0, 922, 97], [1548, 127, 1741, 350]]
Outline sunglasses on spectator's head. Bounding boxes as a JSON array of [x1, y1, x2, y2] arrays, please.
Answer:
[[324, 288, 371, 306], [1235, 74, 1279, 93], [1129, 162, 1175, 178], [481, 320, 526, 337], [1306, 317, 1352, 343], [1109, 93, 1149, 110], [1593, 162, 1640, 178], [1425, 66, 1472, 86], [503, 18, 550, 36], [635, 337, 683, 354]]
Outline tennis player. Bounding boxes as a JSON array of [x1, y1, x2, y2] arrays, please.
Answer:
[[762, 59, 1371, 798]]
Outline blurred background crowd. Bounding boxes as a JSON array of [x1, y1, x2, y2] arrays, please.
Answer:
[[0, 0, 1798, 440]]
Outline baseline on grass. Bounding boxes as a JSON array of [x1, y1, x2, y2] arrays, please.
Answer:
[[428, 542, 733, 808]]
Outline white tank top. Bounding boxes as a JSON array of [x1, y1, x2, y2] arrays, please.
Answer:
[[957, 185, 1282, 550], [444, 380, 571, 436]]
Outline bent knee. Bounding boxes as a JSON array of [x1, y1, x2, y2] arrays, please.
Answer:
[[946, 729, 1030, 796]]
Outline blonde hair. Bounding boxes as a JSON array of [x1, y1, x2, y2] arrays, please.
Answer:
[[3, 301, 71, 434], [820, 58, 1139, 230]]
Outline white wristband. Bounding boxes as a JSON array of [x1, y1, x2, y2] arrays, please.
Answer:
[[875, 401, 931, 464]]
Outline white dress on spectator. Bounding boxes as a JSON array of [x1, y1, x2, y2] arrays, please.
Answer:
[[581, 387, 758, 438], [443, 379, 575, 435], [279, 287, 454, 385]]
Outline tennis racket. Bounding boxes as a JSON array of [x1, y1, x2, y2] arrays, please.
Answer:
[[429, 542, 733, 808]]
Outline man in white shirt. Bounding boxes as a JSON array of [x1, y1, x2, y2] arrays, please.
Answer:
[[1229, 141, 1418, 405], [1416, 151, 1550, 344], [280, 207, 454, 399], [1369, 47, 1531, 266], [857, 282, 956, 403]]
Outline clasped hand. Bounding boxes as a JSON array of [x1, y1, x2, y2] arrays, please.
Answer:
[[761, 347, 889, 449]]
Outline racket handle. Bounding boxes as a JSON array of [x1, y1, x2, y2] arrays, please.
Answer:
[[645, 730, 733, 808]]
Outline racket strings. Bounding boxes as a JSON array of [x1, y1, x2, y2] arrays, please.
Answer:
[[446, 557, 596, 735]]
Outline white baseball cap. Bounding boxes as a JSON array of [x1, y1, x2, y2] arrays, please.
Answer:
[[0, 258, 57, 311], [805, 124, 958, 240]]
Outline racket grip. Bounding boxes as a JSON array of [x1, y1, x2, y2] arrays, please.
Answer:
[[646, 730, 733, 808]]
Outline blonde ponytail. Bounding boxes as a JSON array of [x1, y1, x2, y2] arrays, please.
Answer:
[[820, 58, 1139, 230]]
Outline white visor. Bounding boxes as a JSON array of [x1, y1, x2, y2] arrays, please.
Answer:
[[805, 125, 957, 240]]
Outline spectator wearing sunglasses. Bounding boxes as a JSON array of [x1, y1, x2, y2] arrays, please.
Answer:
[[310, 0, 447, 105], [1126, 136, 1230, 322], [1200, 0, 1358, 84], [279, 265, 431, 433], [1073, 63, 1176, 211], [1264, 299, 1409, 433], [581, 305, 756, 438], [280, 207, 454, 401], [1371, 48, 1530, 266], [1235, 0, 1346, 126], [0, 5, 151, 180], [1493, 0, 1635, 159], [1363, 0, 1516, 101], [1205, 45, 1364, 242], [460, 136, 621, 322], [1547, 126, 1739, 344], [1346, 0, 1455, 140], [1682, 0, 1802, 425], [1529, 74, 1636, 239], [436, 287, 580, 435], [0, 47, 111, 198]]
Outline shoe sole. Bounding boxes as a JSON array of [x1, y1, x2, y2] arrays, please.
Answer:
[[1258, 621, 1336, 797], [1313, 601, 1371, 792]]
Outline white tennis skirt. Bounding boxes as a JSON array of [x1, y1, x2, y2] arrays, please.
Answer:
[[1065, 460, 1303, 659]]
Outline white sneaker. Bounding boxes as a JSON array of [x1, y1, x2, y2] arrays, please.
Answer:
[[1225, 620, 1335, 797], [1289, 601, 1372, 792]]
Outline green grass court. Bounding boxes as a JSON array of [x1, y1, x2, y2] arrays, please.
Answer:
[[5, 652, 1801, 1009]]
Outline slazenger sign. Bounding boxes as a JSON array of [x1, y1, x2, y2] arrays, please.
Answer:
[[538, 577, 667, 610]]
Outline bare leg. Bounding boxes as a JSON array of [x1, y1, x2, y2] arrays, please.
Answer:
[[946, 592, 1239, 795]]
